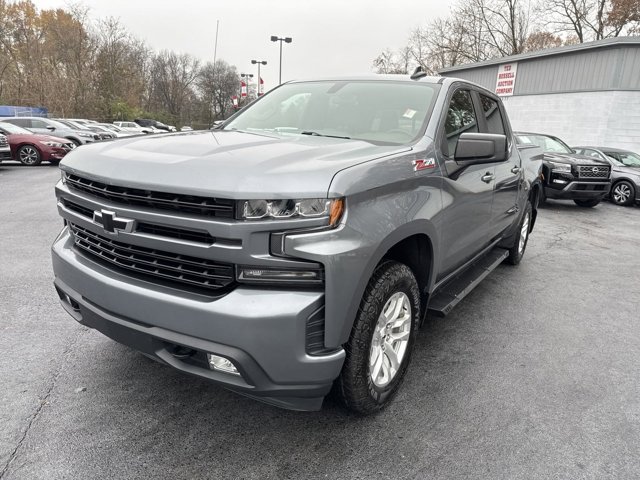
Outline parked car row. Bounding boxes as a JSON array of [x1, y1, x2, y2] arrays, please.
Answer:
[[515, 132, 640, 208], [0, 116, 188, 166], [0, 122, 76, 165]]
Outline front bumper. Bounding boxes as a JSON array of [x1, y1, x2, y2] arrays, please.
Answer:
[[52, 228, 345, 411], [544, 180, 610, 200]]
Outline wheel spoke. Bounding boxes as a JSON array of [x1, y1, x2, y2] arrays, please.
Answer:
[[384, 344, 400, 371], [371, 349, 385, 380]]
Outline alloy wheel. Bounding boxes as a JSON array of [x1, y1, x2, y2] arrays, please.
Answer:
[[612, 183, 631, 205], [369, 292, 412, 388]]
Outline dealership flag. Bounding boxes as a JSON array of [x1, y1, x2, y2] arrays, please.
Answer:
[[259, 77, 265, 96], [232, 95, 238, 107], [241, 81, 247, 97]]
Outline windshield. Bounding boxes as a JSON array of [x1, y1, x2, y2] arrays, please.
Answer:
[[517, 134, 572, 153], [0, 122, 33, 135], [605, 151, 640, 167], [58, 119, 90, 130], [224, 80, 440, 145]]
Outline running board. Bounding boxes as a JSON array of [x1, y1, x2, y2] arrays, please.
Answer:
[[428, 248, 509, 317]]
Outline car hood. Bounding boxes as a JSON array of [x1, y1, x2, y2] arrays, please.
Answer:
[[543, 152, 609, 166], [60, 130, 410, 198], [613, 165, 640, 175], [7, 133, 70, 144]]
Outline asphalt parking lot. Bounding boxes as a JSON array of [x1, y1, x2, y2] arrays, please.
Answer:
[[1, 163, 639, 480]]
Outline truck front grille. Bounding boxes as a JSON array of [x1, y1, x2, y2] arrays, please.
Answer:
[[66, 174, 235, 218], [577, 165, 610, 179], [69, 223, 234, 292], [0, 135, 8, 148]]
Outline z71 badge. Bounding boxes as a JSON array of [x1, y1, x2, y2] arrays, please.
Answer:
[[412, 158, 436, 171]]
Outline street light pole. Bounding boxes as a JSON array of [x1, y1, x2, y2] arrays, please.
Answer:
[[251, 60, 267, 96], [270, 36, 292, 85], [240, 73, 254, 101]]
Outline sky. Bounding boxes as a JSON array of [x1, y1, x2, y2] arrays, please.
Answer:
[[32, 0, 454, 91]]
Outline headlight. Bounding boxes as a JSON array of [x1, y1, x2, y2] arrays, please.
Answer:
[[78, 132, 93, 138], [547, 161, 572, 173], [238, 198, 345, 226], [60, 170, 67, 183], [40, 141, 64, 147], [236, 265, 324, 285]]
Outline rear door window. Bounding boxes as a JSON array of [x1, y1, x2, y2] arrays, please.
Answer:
[[479, 94, 506, 136]]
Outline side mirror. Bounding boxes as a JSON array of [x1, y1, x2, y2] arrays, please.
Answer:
[[46, 125, 56, 131], [454, 133, 507, 164]]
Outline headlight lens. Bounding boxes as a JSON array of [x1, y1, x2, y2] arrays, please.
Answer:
[[548, 161, 572, 173], [60, 170, 67, 183], [40, 141, 64, 147], [236, 265, 324, 285], [239, 198, 344, 226], [78, 132, 93, 138]]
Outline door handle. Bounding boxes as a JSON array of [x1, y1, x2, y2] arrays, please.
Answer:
[[511, 166, 521, 174], [481, 173, 495, 183]]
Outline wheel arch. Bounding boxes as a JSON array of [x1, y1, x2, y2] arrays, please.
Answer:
[[331, 222, 439, 347]]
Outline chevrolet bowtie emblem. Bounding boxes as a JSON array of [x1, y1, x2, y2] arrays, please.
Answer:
[[93, 209, 134, 234]]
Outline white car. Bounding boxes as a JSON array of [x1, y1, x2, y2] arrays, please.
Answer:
[[113, 121, 154, 134]]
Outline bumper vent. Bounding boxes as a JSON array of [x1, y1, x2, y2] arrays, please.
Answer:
[[69, 223, 234, 292], [66, 174, 235, 218]]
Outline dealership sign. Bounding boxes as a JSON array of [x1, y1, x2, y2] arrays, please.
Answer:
[[495, 63, 518, 96]]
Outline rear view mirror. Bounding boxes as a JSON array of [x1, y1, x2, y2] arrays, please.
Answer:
[[454, 133, 507, 163]]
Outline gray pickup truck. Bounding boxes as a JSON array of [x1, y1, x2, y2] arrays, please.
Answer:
[[52, 75, 542, 413]]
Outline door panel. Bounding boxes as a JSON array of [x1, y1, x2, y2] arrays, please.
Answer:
[[438, 88, 494, 280]]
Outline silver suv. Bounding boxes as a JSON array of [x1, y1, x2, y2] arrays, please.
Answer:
[[2, 117, 98, 145]]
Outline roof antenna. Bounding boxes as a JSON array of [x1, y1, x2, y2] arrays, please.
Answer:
[[410, 66, 427, 80]]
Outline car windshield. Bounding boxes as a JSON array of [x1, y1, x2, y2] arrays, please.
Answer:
[[58, 119, 90, 130], [45, 119, 72, 130], [0, 122, 33, 135], [517, 134, 572, 154], [224, 80, 440, 145], [605, 151, 640, 167]]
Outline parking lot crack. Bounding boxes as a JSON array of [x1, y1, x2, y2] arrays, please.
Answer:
[[0, 328, 86, 479]]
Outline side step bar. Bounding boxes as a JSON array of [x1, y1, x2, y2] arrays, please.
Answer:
[[427, 248, 509, 317]]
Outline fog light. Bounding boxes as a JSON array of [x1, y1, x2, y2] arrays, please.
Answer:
[[207, 354, 240, 376], [553, 179, 568, 184]]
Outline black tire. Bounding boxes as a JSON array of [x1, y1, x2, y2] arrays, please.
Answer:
[[506, 201, 532, 265], [48, 158, 61, 165], [336, 261, 420, 414], [573, 199, 600, 208], [17, 144, 42, 166], [610, 180, 635, 206]]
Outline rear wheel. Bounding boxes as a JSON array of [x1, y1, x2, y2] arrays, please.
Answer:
[[17, 145, 41, 166], [574, 199, 600, 208], [611, 181, 635, 206], [337, 261, 420, 414], [506, 201, 532, 265]]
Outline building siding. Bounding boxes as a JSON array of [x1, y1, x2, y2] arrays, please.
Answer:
[[443, 44, 640, 95], [502, 91, 640, 153]]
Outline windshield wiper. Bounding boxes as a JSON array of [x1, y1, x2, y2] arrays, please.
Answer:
[[300, 131, 351, 140]]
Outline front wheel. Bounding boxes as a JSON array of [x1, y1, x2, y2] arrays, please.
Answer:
[[611, 181, 635, 206], [574, 199, 600, 208], [17, 145, 42, 166], [506, 202, 532, 265], [336, 261, 420, 414]]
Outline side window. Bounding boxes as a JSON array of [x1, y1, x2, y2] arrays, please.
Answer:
[[479, 94, 506, 136], [443, 89, 478, 157], [31, 119, 48, 129], [8, 118, 30, 128]]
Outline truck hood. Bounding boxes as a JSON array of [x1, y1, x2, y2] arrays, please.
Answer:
[[60, 130, 409, 198], [543, 152, 609, 166]]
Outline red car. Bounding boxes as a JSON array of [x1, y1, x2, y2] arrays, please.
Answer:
[[0, 121, 76, 166]]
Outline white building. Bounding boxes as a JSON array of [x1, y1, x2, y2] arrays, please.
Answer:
[[439, 37, 640, 153]]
